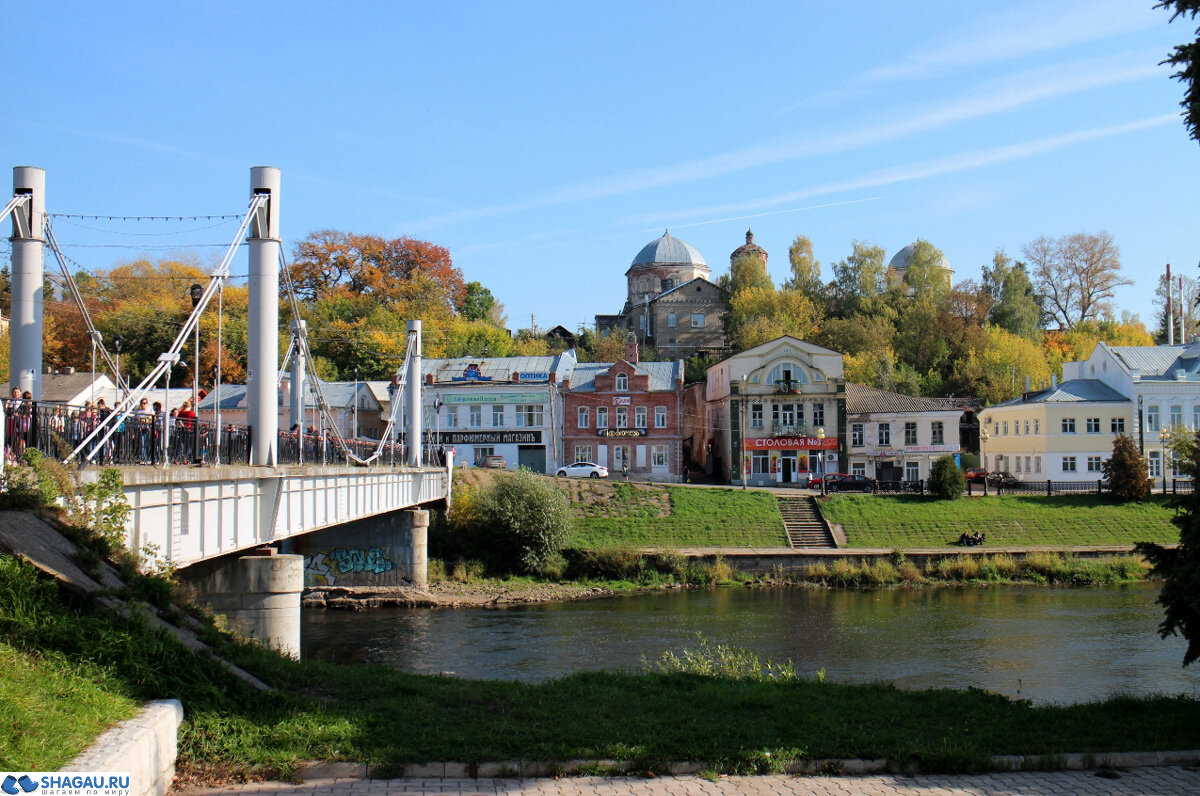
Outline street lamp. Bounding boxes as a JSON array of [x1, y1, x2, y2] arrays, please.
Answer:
[[353, 365, 360, 440], [817, 427, 826, 495], [189, 283, 204, 464], [1159, 427, 1172, 493], [112, 335, 123, 403], [739, 374, 748, 490], [979, 425, 990, 495]]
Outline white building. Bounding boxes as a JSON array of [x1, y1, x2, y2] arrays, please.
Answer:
[[844, 383, 967, 482]]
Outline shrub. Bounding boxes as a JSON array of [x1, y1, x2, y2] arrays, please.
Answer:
[[1103, 434, 1151, 502], [937, 554, 980, 581], [928, 455, 966, 500], [463, 469, 572, 574]]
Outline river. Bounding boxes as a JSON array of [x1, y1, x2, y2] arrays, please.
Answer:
[[301, 582, 1200, 705]]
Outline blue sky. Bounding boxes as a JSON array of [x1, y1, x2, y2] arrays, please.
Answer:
[[5, 1, 1199, 339]]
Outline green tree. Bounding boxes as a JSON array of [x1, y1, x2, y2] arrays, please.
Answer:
[[897, 239, 952, 298], [829, 241, 889, 318], [459, 281, 497, 323], [783, 235, 825, 305], [458, 469, 572, 574], [982, 250, 1042, 340], [728, 253, 773, 296], [1137, 428, 1200, 665], [928, 455, 965, 500], [1103, 434, 1152, 502], [1160, 1, 1200, 142]]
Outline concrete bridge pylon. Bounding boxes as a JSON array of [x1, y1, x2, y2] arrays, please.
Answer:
[[10, 167, 45, 400]]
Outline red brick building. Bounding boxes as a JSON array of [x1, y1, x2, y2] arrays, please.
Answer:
[[561, 340, 686, 482]]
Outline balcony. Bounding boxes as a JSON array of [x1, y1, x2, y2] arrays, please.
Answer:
[[774, 379, 803, 394], [771, 422, 807, 437]]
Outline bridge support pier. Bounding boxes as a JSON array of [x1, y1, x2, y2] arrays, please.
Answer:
[[181, 551, 303, 658], [286, 507, 429, 590]]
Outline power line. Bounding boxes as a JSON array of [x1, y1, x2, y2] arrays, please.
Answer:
[[48, 212, 243, 221]]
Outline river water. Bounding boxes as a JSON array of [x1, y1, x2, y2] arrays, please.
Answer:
[[301, 583, 1200, 705]]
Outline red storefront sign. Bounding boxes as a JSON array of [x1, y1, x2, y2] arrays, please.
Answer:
[[744, 436, 838, 450]]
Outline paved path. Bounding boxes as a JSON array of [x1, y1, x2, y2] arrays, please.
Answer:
[[180, 767, 1200, 796]]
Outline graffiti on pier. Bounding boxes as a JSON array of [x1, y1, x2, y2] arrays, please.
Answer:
[[304, 546, 395, 586]]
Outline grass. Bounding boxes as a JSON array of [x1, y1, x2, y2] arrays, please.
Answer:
[[798, 552, 1150, 588], [820, 493, 1180, 549], [569, 484, 787, 548], [4, 551, 1199, 778]]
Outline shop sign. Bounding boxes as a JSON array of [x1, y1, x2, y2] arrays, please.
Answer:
[[520, 372, 549, 381], [443, 392, 547, 405], [612, 396, 631, 405], [745, 436, 838, 450], [439, 431, 542, 444], [597, 428, 646, 437], [904, 444, 960, 453], [450, 363, 493, 382]]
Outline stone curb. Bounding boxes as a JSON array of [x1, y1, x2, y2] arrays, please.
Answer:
[[296, 750, 1200, 780], [70, 699, 184, 796]]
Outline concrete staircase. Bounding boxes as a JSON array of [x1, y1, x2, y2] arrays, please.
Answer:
[[778, 497, 836, 548]]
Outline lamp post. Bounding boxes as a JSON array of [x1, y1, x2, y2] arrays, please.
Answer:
[[817, 427, 826, 495], [1160, 427, 1171, 493], [979, 426, 990, 495], [189, 283, 203, 464], [112, 335, 123, 403], [739, 375, 748, 490], [353, 365, 359, 441]]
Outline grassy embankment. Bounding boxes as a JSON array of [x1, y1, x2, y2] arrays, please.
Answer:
[[3, 551, 1199, 777]]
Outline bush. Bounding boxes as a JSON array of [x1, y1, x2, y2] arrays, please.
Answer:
[[462, 469, 572, 574], [1103, 434, 1151, 502], [928, 455, 965, 500]]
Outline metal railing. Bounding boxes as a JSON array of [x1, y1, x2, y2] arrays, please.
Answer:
[[1, 400, 431, 469]]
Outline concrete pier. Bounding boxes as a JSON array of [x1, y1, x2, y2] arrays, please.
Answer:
[[182, 551, 303, 658], [286, 508, 429, 589]]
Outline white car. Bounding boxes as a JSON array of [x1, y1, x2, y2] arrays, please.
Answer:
[[556, 461, 609, 478]]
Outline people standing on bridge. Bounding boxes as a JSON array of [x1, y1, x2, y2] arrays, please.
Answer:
[[177, 400, 197, 464], [136, 398, 154, 464]]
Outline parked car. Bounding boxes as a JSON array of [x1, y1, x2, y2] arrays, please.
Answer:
[[555, 461, 608, 479], [963, 467, 989, 484], [986, 470, 1019, 487], [823, 473, 877, 493], [483, 455, 507, 469], [807, 472, 848, 489]]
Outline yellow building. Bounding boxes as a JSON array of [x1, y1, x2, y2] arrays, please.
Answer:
[[979, 379, 1131, 482]]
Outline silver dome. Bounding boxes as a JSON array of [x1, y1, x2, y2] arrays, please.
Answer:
[[631, 231, 707, 268]]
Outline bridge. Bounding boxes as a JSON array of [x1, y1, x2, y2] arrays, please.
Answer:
[[3, 166, 452, 657]]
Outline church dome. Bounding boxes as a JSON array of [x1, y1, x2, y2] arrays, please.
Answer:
[[888, 242, 952, 275], [631, 230, 707, 268], [730, 229, 767, 264]]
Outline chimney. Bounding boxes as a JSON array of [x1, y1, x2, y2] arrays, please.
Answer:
[[43, 366, 52, 374], [1051, 374, 1057, 388], [512, 371, 521, 382], [63, 366, 75, 375], [425, 373, 434, 385], [549, 372, 557, 384], [625, 337, 639, 364]]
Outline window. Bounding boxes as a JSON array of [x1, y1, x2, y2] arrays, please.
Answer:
[[812, 402, 824, 427], [637, 315, 645, 329], [931, 421, 944, 445], [615, 373, 628, 391], [515, 404, 543, 427], [574, 445, 592, 463], [1014, 421, 1020, 436], [851, 423, 864, 447], [878, 423, 891, 446], [1061, 418, 1076, 433], [577, 406, 589, 428], [1034, 419, 1040, 435], [1111, 417, 1125, 433], [1015, 458, 1021, 473], [1025, 456, 1031, 473], [905, 462, 920, 481], [655, 406, 667, 428], [1002, 421, 1008, 435], [851, 462, 866, 476], [1148, 405, 1161, 433], [691, 313, 705, 327], [1195, 406, 1200, 430], [767, 362, 808, 385], [444, 407, 459, 428], [613, 446, 628, 466], [750, 404, 763, 428], [1024, 420, 1030, 435], [994, 423, 1000, 437], [1087, 456, 1103, 472], [597, 407, 608, 428], [751, 451, 769, 474], [474, 447, 494, 466], [1171, 405, 1183, 428], [1035, 456, 1042, 473], [667, 312, 677, 328], [635, 407, 647, 428], [469, 405, 482, 428], [652, 445, 669, 468], [780, 404, 795, 426], [905, 422, 917, 445], [492, 405, 504, 426], [1086, 417, 1100, 433], [616, 407, 628, 428], [1149, 450, 1162, 478], [1062, 456, 1077, 472]]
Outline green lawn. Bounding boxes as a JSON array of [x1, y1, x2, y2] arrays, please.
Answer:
[[820, 493, 1181, 549], [569, 484, 787, 548]]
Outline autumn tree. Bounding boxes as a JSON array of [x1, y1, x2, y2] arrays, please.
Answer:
[[1104, 434, 1152, 502], [783, 235, 825, 305], [829, 241, 890, 318], [982, 250, 1042, 340], [1023, 232, 1130, 330], [728, 252, 772, 296]]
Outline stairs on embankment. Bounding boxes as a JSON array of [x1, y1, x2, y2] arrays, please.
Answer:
[[778, 497, 836, 548]]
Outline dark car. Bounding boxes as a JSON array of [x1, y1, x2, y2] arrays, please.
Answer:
[[986, 470, 1019, 487], [807, 472, 849, 489], [963, 467, 989, 484], [824, 473, 877, 493]]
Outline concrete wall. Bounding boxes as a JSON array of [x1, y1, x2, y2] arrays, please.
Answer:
[[69, 699, 182, 796], [284, 508, 429, 589]]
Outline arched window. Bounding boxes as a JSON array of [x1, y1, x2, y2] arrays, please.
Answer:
[[615, 372, 629, 391], [766, 361, 809, 386]]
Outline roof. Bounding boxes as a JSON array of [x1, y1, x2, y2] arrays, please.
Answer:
[[8, 373, 117, 404], [196, 381, 379, 411], [846, 382, 966, 415], [888, 242, 952, 273], [424, 352, 575, 383], [990, 379, 1129, 408], [650, 276, 720, 302], [568, 360, 683, 393], [1106, 343, 1200, 381], [730, 229, 767, 263], [631, 231, 707, 268], [198, 383, 248, 411]]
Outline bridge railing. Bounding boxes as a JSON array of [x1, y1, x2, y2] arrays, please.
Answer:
[[1, 400, 439, 469]]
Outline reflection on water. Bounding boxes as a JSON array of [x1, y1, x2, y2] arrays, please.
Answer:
[[301, 583, 1200, 705]]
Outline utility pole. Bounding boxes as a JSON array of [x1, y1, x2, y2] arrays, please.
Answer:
[[1167, 264, 1174, 345]]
